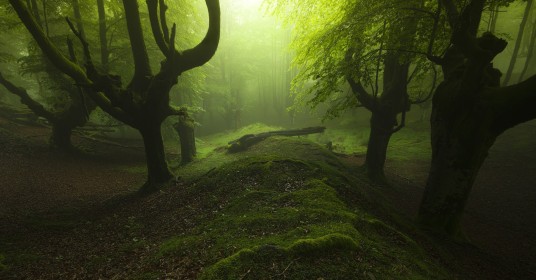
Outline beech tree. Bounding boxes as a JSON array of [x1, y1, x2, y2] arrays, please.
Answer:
[[418, 0, 536, 238], [269, 0, 440, 181], [8, 0, 221, 191], [0, 0, 96, 149]]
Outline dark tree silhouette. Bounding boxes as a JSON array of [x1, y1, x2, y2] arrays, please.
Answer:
[[418, 0, 536, 238], [8, 0, 221, 191]]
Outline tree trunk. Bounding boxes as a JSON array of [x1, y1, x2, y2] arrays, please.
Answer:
[[50, 122, 73, 149], [418, 103, 496, 238], [363, 110, 396, 182], [503, 0, 533, 85], [175, 114, 196, 164], [140, 125, 173, 192], [519, 19, 536, 82]]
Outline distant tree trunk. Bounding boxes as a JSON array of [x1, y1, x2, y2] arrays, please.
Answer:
[[363, 110, 397, 181], [71, 0, 85, 39], [97, 0, 109, 71], [503, 0, 533, 85], [140, 124, 173, 192], [519, 19, 536, 82], [50, 122, 73, 149], [352, 54, 409, 182], [489, 3, 500, 33], [174, 112, 196, 164]]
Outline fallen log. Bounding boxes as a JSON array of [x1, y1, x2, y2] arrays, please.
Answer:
[[227, 126, 326, 152]]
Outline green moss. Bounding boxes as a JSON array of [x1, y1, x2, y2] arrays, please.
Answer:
[[120, 164, 147, 175], [151, 137, 449, 279], [288, 233, 359, 256]]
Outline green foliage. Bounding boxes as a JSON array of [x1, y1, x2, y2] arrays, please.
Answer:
[[266, 0, 448, 118]]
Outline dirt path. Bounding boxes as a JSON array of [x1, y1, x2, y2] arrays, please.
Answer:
[[0, 117, 146, 217]]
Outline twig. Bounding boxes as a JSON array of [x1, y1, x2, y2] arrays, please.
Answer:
[[272, 257, 300, 279], [238, 268, 251, 280]]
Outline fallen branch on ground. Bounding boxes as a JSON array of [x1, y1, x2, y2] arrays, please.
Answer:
[[227, 126, 326, 153]]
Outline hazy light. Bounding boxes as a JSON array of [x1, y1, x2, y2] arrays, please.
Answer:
[[233, 0, 264, 9]]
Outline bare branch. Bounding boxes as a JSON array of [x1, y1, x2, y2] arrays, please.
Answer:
[[159, 0, 170, 43], [122, 0, 152, 82], [173, 0, 220, 74], [146, 0, 169, 55], [0, 71, 57, 122]]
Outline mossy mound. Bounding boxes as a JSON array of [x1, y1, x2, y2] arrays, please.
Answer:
[[160, 137, 448, 279]]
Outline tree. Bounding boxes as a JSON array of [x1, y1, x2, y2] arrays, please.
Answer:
[[268, 0, 440, 181], [503, 0, 533, 85], [0, 0, 97, 149], [8, 0, 220, 191], [417, 0, 536, 238]]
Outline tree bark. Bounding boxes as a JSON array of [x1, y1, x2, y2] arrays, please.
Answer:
[[174, 114, 197, 164], [50, 122, 73, 149], [363, 111, 397, 181], [519, 19, 536, 82], [418, 86, 497, 237], [503, 0, 533, 85], [139, 124, 173, 192], [97, 0, 109, 71], [416, 19, 536, 237]]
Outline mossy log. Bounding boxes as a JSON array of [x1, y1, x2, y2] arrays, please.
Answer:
[[227, 126, 326, 153]]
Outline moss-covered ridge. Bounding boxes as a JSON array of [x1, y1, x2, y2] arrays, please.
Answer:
[[160, 137, 448, 279]]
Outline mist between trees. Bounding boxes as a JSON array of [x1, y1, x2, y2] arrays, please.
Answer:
[[1, 0, 535, 238]]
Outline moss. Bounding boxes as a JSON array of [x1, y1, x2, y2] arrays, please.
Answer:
[[287, 233, 359, 256], [201, 234, 359, 280], [151, 137, 449, 279]]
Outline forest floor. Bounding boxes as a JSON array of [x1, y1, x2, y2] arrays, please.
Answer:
[[0, 115, 534, 279]]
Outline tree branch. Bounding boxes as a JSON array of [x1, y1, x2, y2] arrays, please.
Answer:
[[159, 0, 170, 43], [0, 71, 57, 122], [9, 0, 91, 86], [440, 0, 460, 28], [173, 0, 220, 74], [146, 0, 169, 55], [346, 76, 375, 110], [122, 0, 152, 82], [492, 75, 536, 133]]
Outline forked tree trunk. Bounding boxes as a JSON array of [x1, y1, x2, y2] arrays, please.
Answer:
[[140, 124, 173, 192], [363, 110, 397, 181]]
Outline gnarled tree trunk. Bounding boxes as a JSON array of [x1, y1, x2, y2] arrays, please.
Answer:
[[140, 124, 173, 192], [419, 0, 536, 237], [418, 81, 498, 237]]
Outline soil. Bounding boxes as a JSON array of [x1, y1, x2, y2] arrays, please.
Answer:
[[1, 115, 535, 279]]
